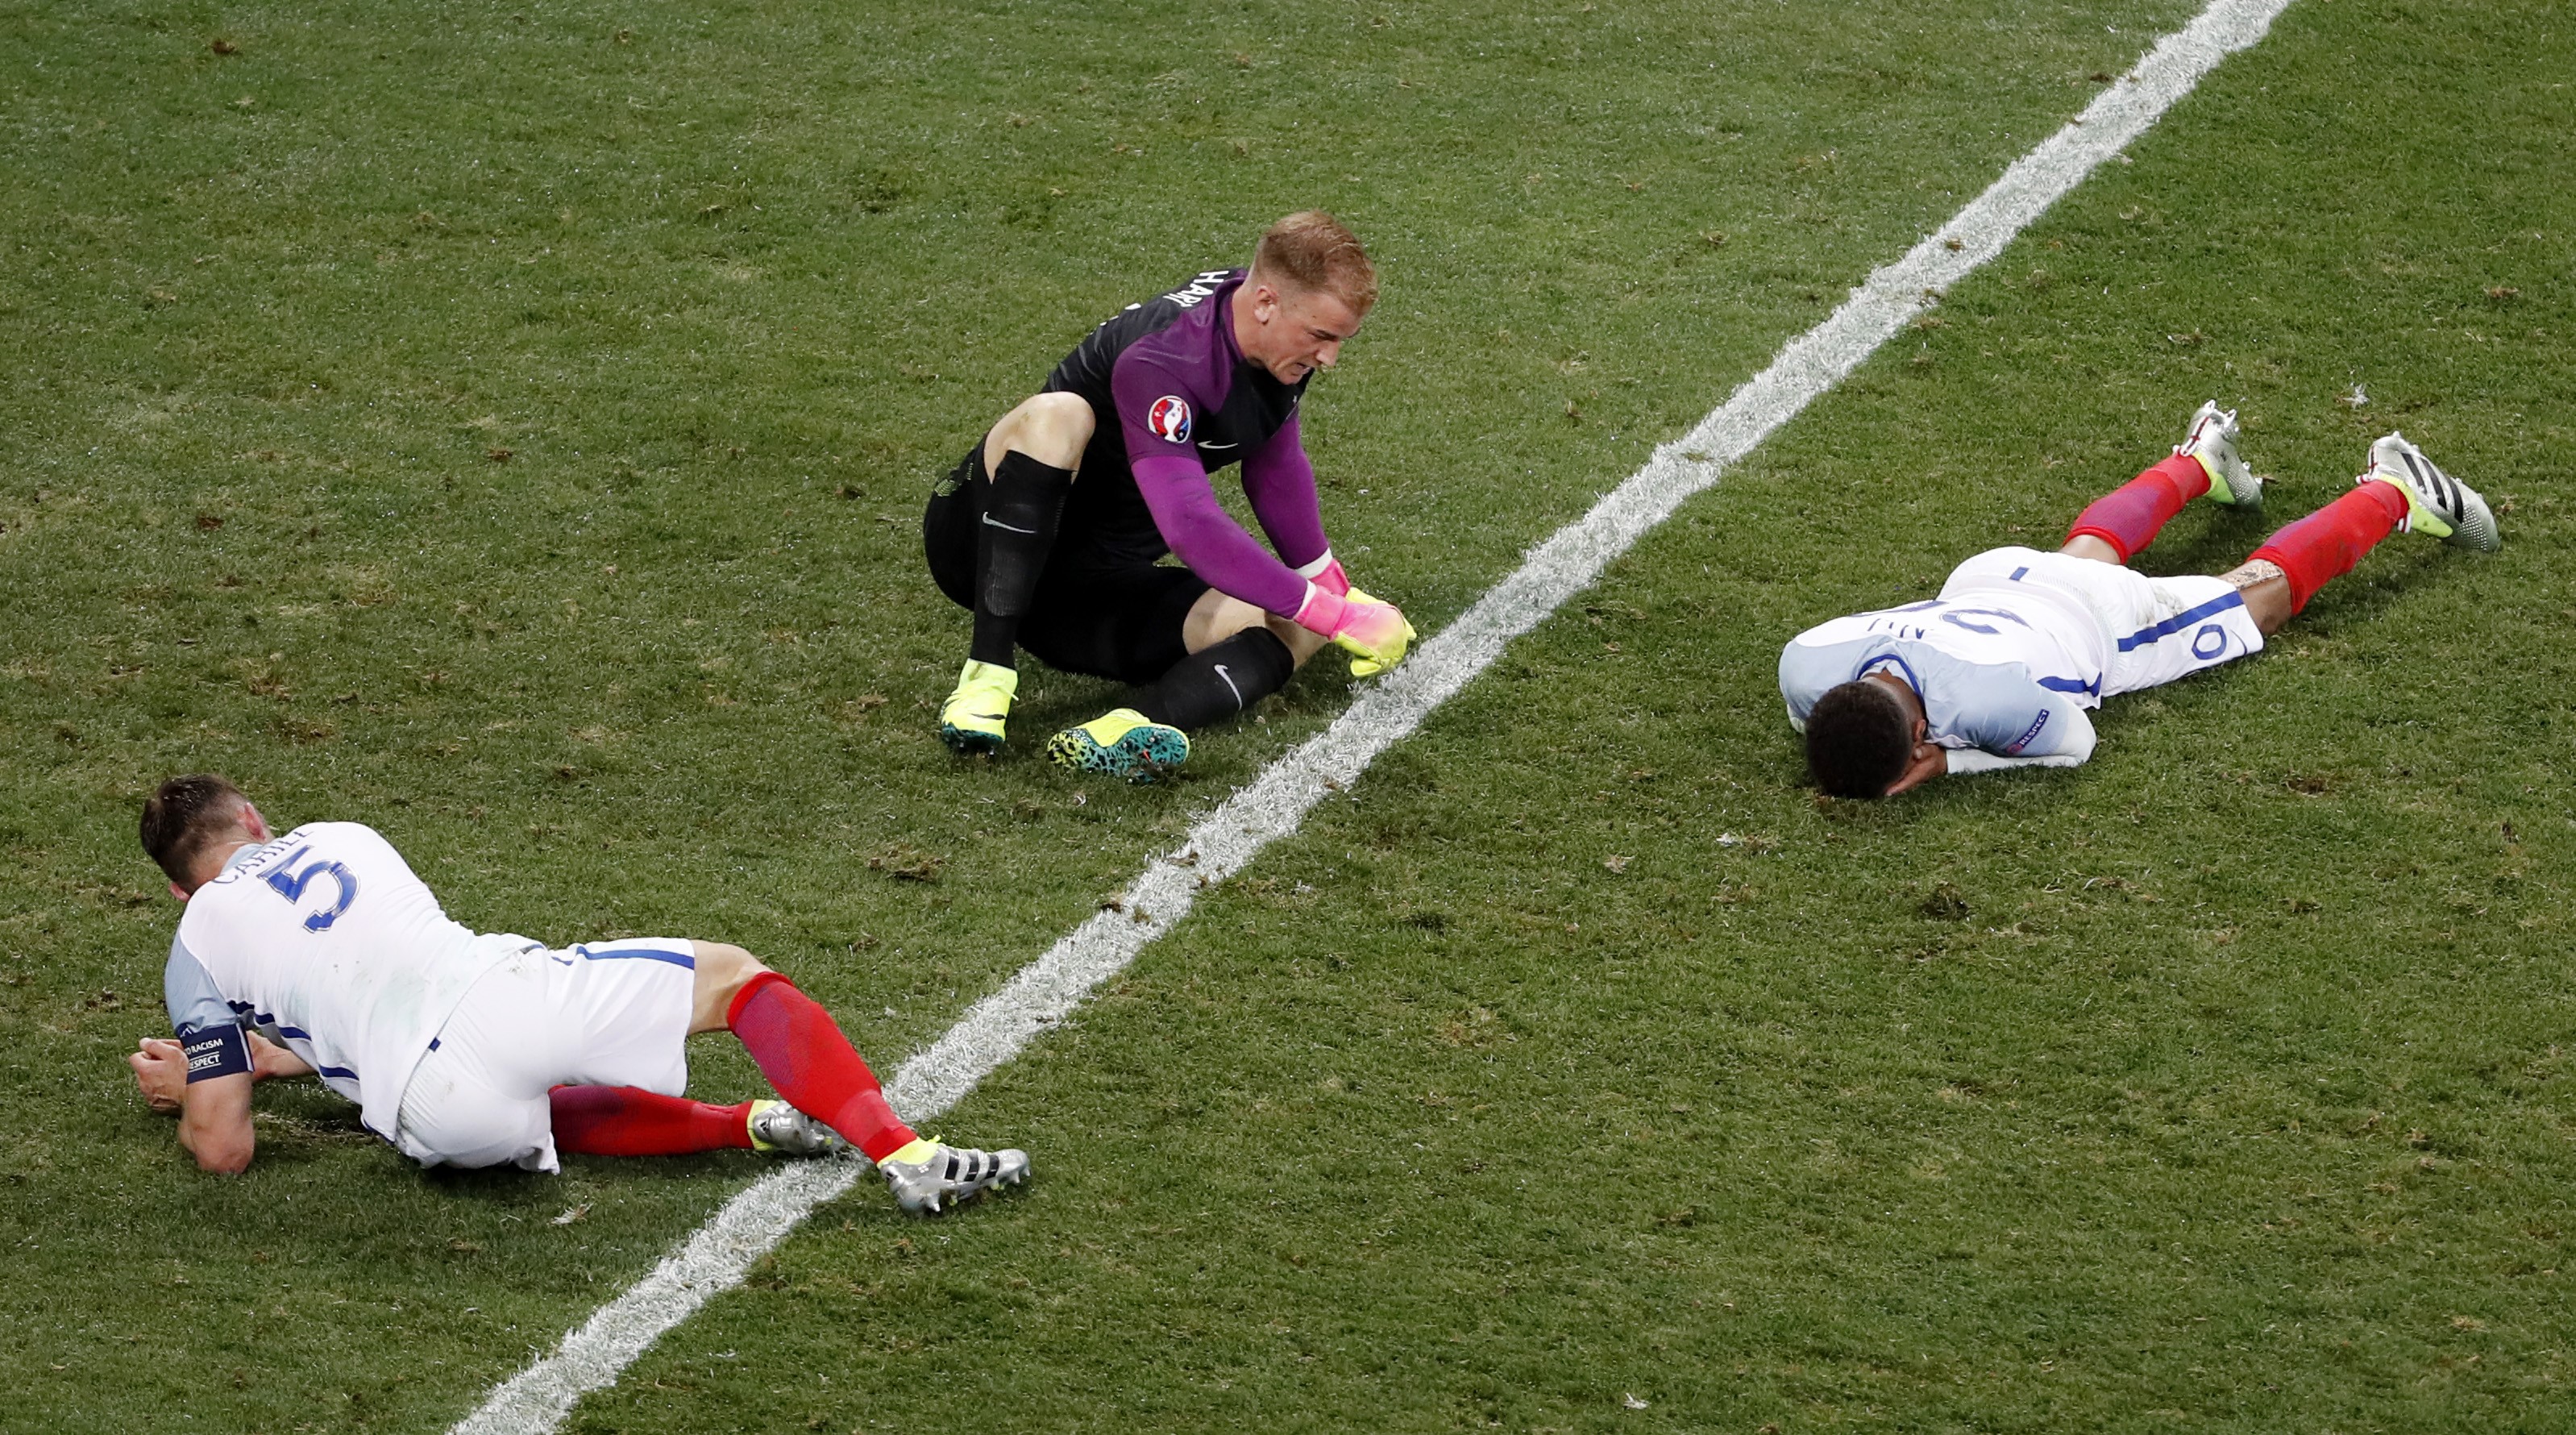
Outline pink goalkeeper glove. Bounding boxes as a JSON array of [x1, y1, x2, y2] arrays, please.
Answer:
[[1337, 587, 1410, 676], [1293, 583, 1415, 674]]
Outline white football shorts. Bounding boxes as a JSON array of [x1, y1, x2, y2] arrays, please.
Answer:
[[393, 937, 698, 1173], [1941, 546, 2263, 700]]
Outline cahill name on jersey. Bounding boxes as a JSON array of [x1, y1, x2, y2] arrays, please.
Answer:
[[164, 821, 522, 1142]]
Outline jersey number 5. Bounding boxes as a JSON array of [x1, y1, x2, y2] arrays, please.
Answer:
[[261, 848, 359, 933]]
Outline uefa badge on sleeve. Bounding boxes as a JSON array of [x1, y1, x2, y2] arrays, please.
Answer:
[[1148, 395, 1192, 444]]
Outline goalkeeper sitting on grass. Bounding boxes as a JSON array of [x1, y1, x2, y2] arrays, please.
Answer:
[[1782, 402, 2501, 798], [922, 210, 1413, 782]]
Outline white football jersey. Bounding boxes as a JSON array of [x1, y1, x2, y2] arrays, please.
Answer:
[[1778, 586, 2101, 765], [168, 822, 521, 1141], [1780, 547, 2271, 776]]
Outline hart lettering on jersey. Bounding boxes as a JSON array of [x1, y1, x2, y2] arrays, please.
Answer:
[[1159, 270, 1235, 308]]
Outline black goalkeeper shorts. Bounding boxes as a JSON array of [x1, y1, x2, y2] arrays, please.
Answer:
[[923, 443, 1208, 684]]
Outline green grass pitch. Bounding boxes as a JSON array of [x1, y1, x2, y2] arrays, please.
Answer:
[[5, 0, 2573, 1429]]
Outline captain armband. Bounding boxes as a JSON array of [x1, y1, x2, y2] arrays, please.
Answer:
[[178, 1023, 252, 1083]]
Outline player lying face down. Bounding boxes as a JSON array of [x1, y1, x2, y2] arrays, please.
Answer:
[[126, 776, 1025, 1216], [1781, 404, 2501, 798], [922, 210, 1415, 782]]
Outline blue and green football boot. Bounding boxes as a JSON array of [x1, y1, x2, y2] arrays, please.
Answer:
[[1046, 708, 1188, 782]]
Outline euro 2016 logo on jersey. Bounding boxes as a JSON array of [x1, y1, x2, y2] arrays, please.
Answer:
[[1148, 395, 1192, 444]]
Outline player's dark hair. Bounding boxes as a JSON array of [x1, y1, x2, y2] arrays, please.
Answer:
[[1805, 681, 1913, 799], [140, 774, 251, 890], [1253, 210, 1377, 313]]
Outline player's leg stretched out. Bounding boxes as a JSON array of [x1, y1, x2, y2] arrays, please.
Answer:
[[1785, 402, 2499, 797], [1041, 558, 1422, 781], [2065, 403, 2496, 625], [549, 942, 1028, 1216], [2231, 429, 2499, 608], [1044, 589, 1333, 780], [546, 1085, 844, 1158]]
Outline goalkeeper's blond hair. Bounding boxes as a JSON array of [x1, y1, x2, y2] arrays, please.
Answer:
[[1252, 211, 1377, 314]]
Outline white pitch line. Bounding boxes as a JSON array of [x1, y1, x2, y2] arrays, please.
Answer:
[[453, 3, 2293, 1428]]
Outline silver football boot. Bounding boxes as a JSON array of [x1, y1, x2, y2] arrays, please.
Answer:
[[746, 1100, 850, 1157], [877, 1138, 1031, 1217], [2176, 401, 2264, 509], [2364, 432, 2500, 553]]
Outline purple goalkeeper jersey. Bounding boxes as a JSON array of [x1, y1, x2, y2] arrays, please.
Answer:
[[1043, 268, 1332, 618]]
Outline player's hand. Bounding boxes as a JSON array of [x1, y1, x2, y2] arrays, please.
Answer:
[[1339, 587, 1414, 676], [249, 1029, 314, 1079], [1294, 583, 1415, 674], [131, 1038, 188, 1114], [1884, 740, 1949, 797]]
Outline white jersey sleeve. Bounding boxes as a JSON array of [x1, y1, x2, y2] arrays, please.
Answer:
[[165, 933, 254, 1084], [1942, 699, 2095, 772], [1928, 661, 2096, 764]]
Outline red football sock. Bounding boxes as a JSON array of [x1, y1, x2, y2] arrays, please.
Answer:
[[549, 1086, 754, 1157], [2065, 453, 2213, 561], [2246, 480, 2408, 613], [726, 973, 916, 1162]]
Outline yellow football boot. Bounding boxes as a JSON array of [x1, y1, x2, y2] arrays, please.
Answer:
[[938, 659, 1017, 754]]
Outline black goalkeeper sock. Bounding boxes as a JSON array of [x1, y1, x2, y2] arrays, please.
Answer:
[[1135, 627, 1295, 731], [969, 451, 1074, 668]]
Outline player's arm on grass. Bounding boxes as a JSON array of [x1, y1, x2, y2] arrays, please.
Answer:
[[135, 1029, 312, 1103], [131, 935, 261, 1172], [1940, 671, 2097, 778], [173, 1070, 255, 1175]]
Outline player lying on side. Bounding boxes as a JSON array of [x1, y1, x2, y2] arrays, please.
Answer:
[[1781, 403, 2501, 798], [124, 776, 1025, 1216], [924, 210, 1415, 782]]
